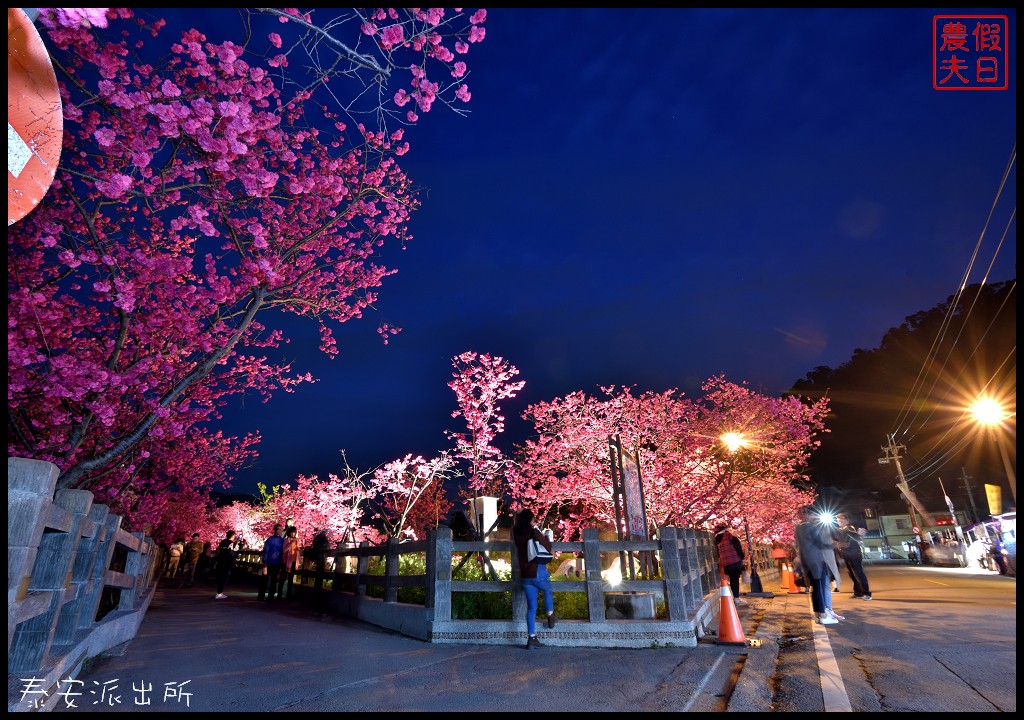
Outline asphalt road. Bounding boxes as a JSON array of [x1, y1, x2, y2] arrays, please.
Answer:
[[36, 577, 781, 713], [31, 563, 1015, 713]]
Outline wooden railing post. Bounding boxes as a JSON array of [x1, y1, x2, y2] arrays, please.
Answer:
[[657, 526, 689, 619], [583, 528, 606, 621], [428, 528, 452, 621]]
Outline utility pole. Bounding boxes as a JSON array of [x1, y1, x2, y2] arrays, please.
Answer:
[[879, 435, 935, 528], [960, 467, 982, 524]]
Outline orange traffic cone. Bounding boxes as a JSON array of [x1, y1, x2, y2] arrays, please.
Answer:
[[788, 564, 802, 594], [716, 578, 746, 646], [780, 562, 790, 590]]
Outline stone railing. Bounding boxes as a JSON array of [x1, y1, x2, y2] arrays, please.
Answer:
[[7, 458, 161, 712], [291, 525, 770, 648]]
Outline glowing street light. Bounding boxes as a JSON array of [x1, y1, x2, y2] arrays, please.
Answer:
[[969, 396, 1016, 507], [970, 397, 1009, 427], [719, 431, 768, 594], [721, 432, 748, 453]]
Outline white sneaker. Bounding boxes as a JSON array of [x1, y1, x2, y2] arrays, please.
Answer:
[[214, 593, 228, 600], [827, 609, 845, 621], [816, 615, 838, 625]]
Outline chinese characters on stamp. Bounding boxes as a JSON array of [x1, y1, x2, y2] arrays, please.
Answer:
[[933, 15, 1009, 90]]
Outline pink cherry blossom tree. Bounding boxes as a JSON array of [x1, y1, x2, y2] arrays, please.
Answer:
[[7, 8, 488, 521], [508, 377, 829, 543], [368, 453, 459, 539], [446, 351, 525, 533]]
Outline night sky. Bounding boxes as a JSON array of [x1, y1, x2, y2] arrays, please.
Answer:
[[161, 8, 1016, 496]]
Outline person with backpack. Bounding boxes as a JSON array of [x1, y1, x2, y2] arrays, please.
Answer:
[[714, 524, 747, 606], [512, 509, 556, 648]]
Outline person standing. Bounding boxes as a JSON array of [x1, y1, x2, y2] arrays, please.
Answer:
[[512, 509, 557, 648], [259, 524, 285, 601], [214, 530, 239, 600], [180, 533, 205, 588], [794, 506, 838, 625], [279, 526, 300, 600], [770, 541, 790, 574], [824, 540, 842, 593], [309, 527, 332, 614], [835, 513, 872, 600], [165, 538, 185, 580], [714, 524, 747, 606]]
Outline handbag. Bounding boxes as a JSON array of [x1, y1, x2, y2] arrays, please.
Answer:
[[526, 533, 554, 564]]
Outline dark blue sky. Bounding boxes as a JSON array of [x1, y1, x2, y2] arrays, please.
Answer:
[[196, 8, 1016, 495]]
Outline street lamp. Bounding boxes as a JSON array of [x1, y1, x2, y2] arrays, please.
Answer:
[[721, 432, 766, 594], [969, 396, 1016, 507]]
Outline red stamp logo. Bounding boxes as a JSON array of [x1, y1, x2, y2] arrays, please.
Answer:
[[933, 15, 1009, 90]]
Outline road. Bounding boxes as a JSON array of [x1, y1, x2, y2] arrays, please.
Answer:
[[27, 563, 1015, 712], [770, 563, 1016, 712]]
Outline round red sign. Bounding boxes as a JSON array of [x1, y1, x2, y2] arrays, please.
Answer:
[[8, 8, 63, 226], [912, 526, 921, 535]]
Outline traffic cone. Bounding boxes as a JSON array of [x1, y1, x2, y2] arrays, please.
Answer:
[[780, 562, 790, 590], [716, 578, 746, 645], [788, 565, 802, 594]]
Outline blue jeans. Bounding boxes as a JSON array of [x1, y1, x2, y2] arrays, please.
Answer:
[[521, 564, 554, 636]]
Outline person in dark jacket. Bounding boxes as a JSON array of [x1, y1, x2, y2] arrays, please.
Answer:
[[259, 524, 285, 601], [214, 530, 239, 600], [714, 524, 747, 606], [835, 513, 872, 599], [795, 506, 838, 625], [512, 509, 556, 648]]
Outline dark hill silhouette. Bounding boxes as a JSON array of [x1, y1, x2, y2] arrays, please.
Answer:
[[789, 280, 1016, 518]]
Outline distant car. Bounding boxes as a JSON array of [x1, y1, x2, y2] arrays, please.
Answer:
[[924, 545, 963, 567]]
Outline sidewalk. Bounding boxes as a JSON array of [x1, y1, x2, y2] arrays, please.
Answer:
[[37, 579, 788, 713]]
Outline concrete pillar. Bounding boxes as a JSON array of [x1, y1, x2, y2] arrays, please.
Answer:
[[119, 531, 148, 611], [356, 542, 369, 597], [657, 526, 689, 619], [583, 529, 606, 621], [51, 489, 96, 645], [384, 538, 399, 603], [8, 457, 60, 656], [428, 528, 452, 621], [9, 482, 89, 673]]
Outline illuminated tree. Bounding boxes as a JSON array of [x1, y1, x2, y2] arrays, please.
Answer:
[[369, 453, 460, 539], [508, 377, 828, 542], [446, 351, 525, 503], [8, 8, 488, 511]]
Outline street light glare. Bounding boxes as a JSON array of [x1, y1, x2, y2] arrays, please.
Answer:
[[721, 432, 747, 453], [970, 397, 1006, 426]]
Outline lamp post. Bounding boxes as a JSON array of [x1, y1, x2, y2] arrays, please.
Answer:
[[722, 433, 766, 595], [970, 397, 1016, 507]]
